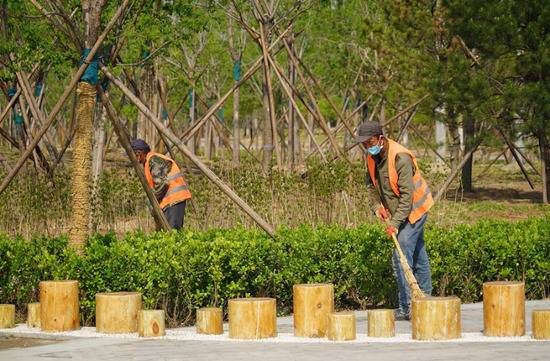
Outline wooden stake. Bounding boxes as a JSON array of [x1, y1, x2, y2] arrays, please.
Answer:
[[96, 292, 142, 334], [367, 309, 395, 338], [532, 309, 550, 340], [327, 312, 356, 341], [293, 283, 334, 337], [138, 310, 165, 337], [483, 281, 525, 337], [40, 280, 80, 332], [0, 304, 15, 328], [101, 66, 276, 237], [27, 302, 41, 328], [196, 307, 223, 335], [228, 298, 276, 339], [412, 296, 461, 340]]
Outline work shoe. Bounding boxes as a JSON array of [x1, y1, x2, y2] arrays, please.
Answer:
[[394, 309, 410, 321]]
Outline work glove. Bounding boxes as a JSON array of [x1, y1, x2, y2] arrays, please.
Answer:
[[385, 225, 398, 237], [375, 206, 389, 221]]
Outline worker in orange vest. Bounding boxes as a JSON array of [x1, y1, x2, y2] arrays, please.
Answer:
[[356, 121, 434, 320], [131, 139, 192, 230]]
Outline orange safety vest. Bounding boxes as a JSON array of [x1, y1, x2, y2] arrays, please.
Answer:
[[366, 139, 433, 224], [144, 152, 192, 210]]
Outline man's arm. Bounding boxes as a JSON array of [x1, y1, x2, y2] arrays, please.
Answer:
[[148, 155, 171, 201], [366, 172, 382, 215], [390, 154, 415, 228]]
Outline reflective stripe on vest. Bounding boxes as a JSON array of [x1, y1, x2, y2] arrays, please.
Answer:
[[366, 139, 433, 224], [144, 152, 192, 209]]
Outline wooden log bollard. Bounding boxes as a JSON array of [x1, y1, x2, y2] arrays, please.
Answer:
[[483, 281, 525, 336], [27, 302, 41, 328], [138, 310, 165, 337], [531, 309, 550, 340], [228, 298, 276, 339], [96, 292, 142, 333], [367, 309, 395, 337], [0, 304, 15, 329], [196, 307, 223, 335], [40, 280, 80, 332], [327, 312, 356, 341], [293, 283, 334, 337], [412, 296, 461, 340]]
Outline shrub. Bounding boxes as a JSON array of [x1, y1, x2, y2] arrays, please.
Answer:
[[0, 216, 548, 326]]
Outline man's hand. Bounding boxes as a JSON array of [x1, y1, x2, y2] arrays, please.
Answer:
[[385, 225, 398, 237], [375, 206, 389, 221]]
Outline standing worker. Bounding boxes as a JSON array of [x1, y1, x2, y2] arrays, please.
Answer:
[[356, 121, 434, 320], [130, 139, 192, 230]]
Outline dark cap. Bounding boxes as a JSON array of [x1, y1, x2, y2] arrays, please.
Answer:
[[130, 138, 150, 153], [355, 121, 383, 143]]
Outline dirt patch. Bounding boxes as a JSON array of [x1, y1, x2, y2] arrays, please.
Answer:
[[0, 336, 61, 350]]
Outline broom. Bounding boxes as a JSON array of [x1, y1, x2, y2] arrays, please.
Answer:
[[382, 211, 426, 300]]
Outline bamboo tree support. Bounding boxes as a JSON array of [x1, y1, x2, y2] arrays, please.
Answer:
[[433, 135, 485, 203], [498, 129, 536, 189], [101, 66, 276, 237], [27, 302, 41, 328], [96, 292, 142, 334], [258, 16, 283, 170], [483, 281, 525, 337], [532, 310, 550, 340], [367, 309, 395, 337], [228, 298, 276, 339], [0, 304, 15, 328], [138, 310, 165, 337], [99, 90, 170, 231], [40, 280, 80, 332], [0, 0, 131, 196], [293, 284, 334, 337], [196, 307, 223, 335], [327, 312, 356, 341]]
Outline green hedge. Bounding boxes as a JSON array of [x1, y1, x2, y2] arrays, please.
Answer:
[[0, 217, 549, 326]]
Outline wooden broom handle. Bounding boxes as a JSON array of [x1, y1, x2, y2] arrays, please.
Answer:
[[382, 208, 426, 299]]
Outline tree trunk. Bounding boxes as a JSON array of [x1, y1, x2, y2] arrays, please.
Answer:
[[68, 0, 105, 250], [90, 101, 106, 232], [539, 130, 550, 204], [461, 113, 475, 192], [447, 112, 461, 171], [232, 85, 240, 164]]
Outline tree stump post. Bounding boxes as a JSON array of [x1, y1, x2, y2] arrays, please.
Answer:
[[531, 309, 550, 340], [228, 298, 276, 339], [0, 304, 15, 329], [138, 310, 165, 337], [196, 307, 223, 335], [483, 281, 525, 336], [95, 292, 142, 333], [40, 280, 80, 332], [293, 283, 334, 337], [412, 296, 461, 340], [27, 302, 41, 328], [367, 309, 395, 337], [327, 312, 356, 341]]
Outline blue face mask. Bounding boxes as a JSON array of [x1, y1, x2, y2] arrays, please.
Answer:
[[367, 145, 382, 155]]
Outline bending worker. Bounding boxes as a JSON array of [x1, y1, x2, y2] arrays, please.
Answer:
[[130, 139, 192, 230], [356, 121, 434, 320]]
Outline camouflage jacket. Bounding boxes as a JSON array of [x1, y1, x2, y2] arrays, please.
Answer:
[[147, 155, 172, 201]]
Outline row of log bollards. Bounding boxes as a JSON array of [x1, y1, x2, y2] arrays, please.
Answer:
[[0, 280, 549, 340]]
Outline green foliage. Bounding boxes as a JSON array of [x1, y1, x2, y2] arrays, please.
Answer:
[[1, 216, 548, 326]]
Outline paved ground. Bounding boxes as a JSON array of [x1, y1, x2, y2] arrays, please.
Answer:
[[0, 300, 549, 361]]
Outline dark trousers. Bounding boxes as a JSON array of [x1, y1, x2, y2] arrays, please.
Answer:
[[163, 201, 186, 230]]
